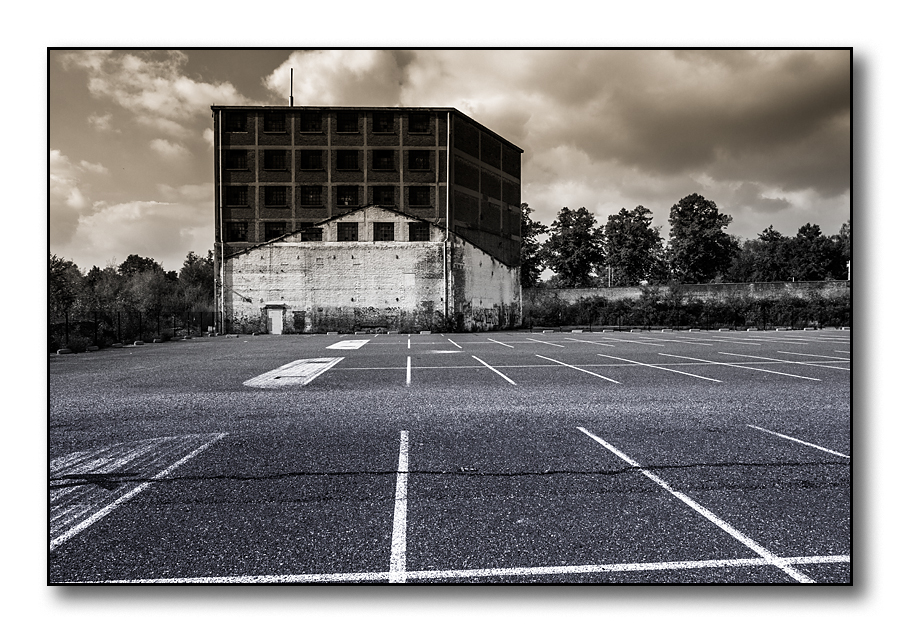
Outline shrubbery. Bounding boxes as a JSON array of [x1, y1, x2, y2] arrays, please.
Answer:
[[523, 288, 850, 330]]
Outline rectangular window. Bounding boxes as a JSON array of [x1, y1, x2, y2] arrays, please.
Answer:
[[263, 111, 286, 133], [299, 150, 323, 170], [409, 186, 431, 206], [299, 222, 323, 242], [373, 186, 394, 206], [336, 111, 359, 133], [225, 150, 248, 170], [224, 186, 248, 206], [336, 150, 359, 171], [264, 150, 288, 170], [409, 222, 430, 241], [336, 186, 358, 207], [264, 186, 287, 206], [373, 222, 395, 242], [337, 222, 359, 241], [265, 221, 287, 241], [300, 186, 324, 206], [409, 113, 430, 133], [373, 112, 394, 133], [300, 111, 322, 133], [225, 221, 248, 242], [408, 150, 431, 170], [372, 150, 394, 170], [224, 112, 246, 132]]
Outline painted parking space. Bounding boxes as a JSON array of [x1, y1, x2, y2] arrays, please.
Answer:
[[49, 329, 849, 583]]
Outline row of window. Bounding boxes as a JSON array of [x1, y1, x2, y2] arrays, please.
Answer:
[[224, 185, 432, 207], [225, 221, 431, 243], [225, 111, 433, 135], [224, 149, 433, 171]]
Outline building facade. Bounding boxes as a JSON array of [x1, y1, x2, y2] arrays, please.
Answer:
[[212, 106, 523, 333]]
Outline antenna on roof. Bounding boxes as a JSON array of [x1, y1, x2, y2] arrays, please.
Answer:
[[290, 68, 294, 107]]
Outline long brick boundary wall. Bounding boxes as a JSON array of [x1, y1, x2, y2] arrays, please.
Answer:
[[525, 280, 851, 304]]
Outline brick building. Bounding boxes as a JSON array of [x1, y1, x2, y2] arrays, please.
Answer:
[[212, 105, 523, 333]]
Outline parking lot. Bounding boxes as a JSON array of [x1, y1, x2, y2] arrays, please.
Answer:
[[48, 329, 851, 583]]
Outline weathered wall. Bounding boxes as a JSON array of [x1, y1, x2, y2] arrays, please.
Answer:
[[525, 280, 850, 304], [450, 235, 521, 331]]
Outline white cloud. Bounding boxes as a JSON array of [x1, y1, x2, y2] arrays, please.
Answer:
[[264, 50, 408, 106], [88, 112, 113, 131], [79, 159, 108, 174], [202, 128, 214, 148], [62, 50, 248, 137], [150, 138, 191, 159]]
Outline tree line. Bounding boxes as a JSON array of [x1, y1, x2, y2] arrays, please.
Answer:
[[49, 251, 215, 321], [521, 193, 851, 288]]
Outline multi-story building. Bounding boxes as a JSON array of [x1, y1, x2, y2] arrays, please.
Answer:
[[212, 105, 523, 333]]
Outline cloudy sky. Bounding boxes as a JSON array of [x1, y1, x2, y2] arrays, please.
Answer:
[[49, 48, 850, 272]]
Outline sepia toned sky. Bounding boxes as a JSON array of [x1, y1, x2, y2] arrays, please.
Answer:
[[49, 48, 851, 271]]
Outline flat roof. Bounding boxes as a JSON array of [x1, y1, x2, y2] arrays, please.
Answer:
[[210, 105, 523, 153]]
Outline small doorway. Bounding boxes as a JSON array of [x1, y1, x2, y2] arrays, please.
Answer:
[[265, 305, 286, 335]]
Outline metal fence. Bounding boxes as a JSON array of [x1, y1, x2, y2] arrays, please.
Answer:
[[49, 310, 222, 352]]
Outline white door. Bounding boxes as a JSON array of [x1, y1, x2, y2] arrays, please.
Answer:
[[267, 308, 283, 335]]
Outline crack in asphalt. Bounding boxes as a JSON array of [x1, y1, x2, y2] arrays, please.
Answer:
[[49, 460, 849, 489]]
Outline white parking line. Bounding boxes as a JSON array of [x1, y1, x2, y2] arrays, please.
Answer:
[[488, 338, 514, 348], [565, 337, 616, 347], [389, 431, 409, 583], [50, 433, 227, 552], [638, 337, 713, 346], [471, 356, 517, 385], [576, 427, 815, 583], [326, 339, 370, 350], [706, 337, 762, 346], [777, 351, 851, 361], [601, 337, 665, 347], [526, 337, 564, 348], [406, 356, 411, 385], [107, 554, 848, 583], [658, 353, 820, 381], [244, 358, 343, 388], [447, 339, 462, 349], [596, 354, 722, 383], [719, 352, 850, 371], [747, 425, 850, 458], [535, 355, 620, 384]]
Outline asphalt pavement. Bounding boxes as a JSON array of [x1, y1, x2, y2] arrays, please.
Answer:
[[48, 328, 851, 584]]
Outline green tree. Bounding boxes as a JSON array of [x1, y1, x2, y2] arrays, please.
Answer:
[[785, 223, 845, 281], [118, 254, 164, 278], [724, 225, 791, 282], [541, 207, 605, 287], [49, 254, 83, 318], [604, 205, 666, 286], [668, 193, 739, 283], [179, 250, 215, 311], [81, 265, 126, 312], [519, 203, 548, 288]]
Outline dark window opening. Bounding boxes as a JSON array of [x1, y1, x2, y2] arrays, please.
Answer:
[[408, 150, 431, 170], [263, 111, 286, 133], [300, 186, 324, 206], [336, 112, 359, 133], [409, 186, 431, 206], [300, 111, 322, 133], [337, 222, 359, 241], [225, 150, 248, 170], [225, 186, 248, 206], [224, 112, 246, 132], [299, 222, 323, 242], [225, 222, 248, 242], [372, 150, 394, 170], [299, 150, 323, 170], [336, 150, 359, 171], [373, 112, 395, 133], [264, 150, 288, 170], [264, 186, 287, 206], [373, 222, 395, 242], [409, 113, 430, 133], [336, 186, 358, 207], [265, 222, 287, 241], [409, 222, 430, 241], [373, 186, 394, 206]]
